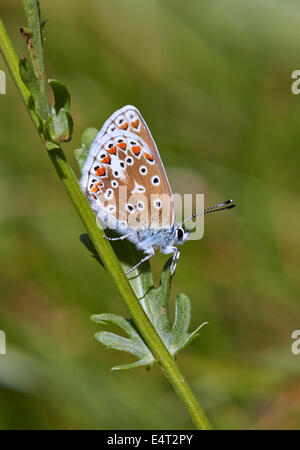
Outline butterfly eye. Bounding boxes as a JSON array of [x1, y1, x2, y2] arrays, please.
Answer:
[[151, 176, 160, 186], [176, 228, 184, 240]]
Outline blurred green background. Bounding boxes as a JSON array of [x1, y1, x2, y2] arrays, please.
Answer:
[[1, 0, 300, 430]]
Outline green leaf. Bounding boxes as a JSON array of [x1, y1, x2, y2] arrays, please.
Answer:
[[83, 233, 207, 369], [74, 147, 89, 173], [173, 293, 192, 337], [44, 140, 60, 151], [42, 79, 73, 143], [48, 79, 71, 113], [88, 253, 207, 369], [141, 260, 208, 357], [81, 127, 99, 149], [91, 313, 155, 371], [48, 107, 73, 142]]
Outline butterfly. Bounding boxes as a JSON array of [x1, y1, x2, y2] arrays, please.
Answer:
[[80, 105, 235, 275]]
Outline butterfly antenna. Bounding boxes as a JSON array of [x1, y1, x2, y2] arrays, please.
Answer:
[[181, 199, 236, 227]]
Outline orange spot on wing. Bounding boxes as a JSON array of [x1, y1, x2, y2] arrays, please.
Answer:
[[131, 119, 140, 129], [118, 142, 127, 150], [91, 185, 99, 193], [107, 146, 117, 155], [119, 122, 128, 130], [101, 155, 111, 164], [96, 167, 106, 176], [132, 145, 141, 155], [144, 152, 153, 161]]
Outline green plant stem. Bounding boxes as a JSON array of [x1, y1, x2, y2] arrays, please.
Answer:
[[22, 0, 51, 120], [0, 11, 212, 430], [0, 18, 30, 108]]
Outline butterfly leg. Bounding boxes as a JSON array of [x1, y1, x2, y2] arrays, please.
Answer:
[[126, 249, 155, 275], [103, 233, 133, 241], [170, 247, 180, 275]]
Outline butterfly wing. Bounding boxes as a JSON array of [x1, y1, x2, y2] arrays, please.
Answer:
[[80, 105, 174, 231]]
